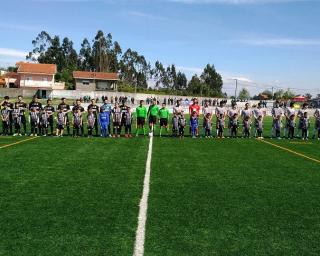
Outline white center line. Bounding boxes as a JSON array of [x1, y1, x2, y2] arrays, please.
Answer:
[[133, 136, 153, 256]]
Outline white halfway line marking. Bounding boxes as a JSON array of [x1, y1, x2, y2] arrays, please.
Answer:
[[133, 136, 153, 256]]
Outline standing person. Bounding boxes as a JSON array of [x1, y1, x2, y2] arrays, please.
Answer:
[[228, 103, 238, 137], [313, 108, 320, 140], [202, 101, 213, 138], [14, 95, 28, 135], [252, 103, 264, 137], [73, 99, 85, 136], [178, 111, 186, 139], [241, 103, 252, 138], [301, 112, 310, 140], [44, 99, 55, 136], [99, 107, 110, 138], [57, 98, 71, 136], [72, 108, 83, 137], [102, 98, 113, 137], [284, 102, 296, 139], [28, 95, 42, 112], [189, 98, 201, 136], [1, 96, 14, 135], [230, 113, 239, 138], [215, 101, 227, 137], [39, 109, 49, 136], [87, 108, 96, 138], [287, 114, 295, 140], [87, 99, 99, 136], [271, 101, 283, 139], [217, 114, 225, 139], [1, 103, 10, 136], [173, 100, 183, 117], [124, 106, 133, 138], [147, 99, 159, 135], [158, 103, 170, 137], [112, 102, 122, 137], [256, 115, 264, 139], [297, 103, 308, 138], [190, 111, 199, 138], [56, 108, 66, 137], [12, 107, 22, 136], [29, 107, 40, 137], [136, 100, 147, 136], [120, 102, 129, 136]]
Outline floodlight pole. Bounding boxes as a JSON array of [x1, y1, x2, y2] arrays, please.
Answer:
[[234, 79, 238, 100]]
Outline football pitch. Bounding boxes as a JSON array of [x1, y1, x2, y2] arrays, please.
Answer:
[[1, 128, 320, 255]]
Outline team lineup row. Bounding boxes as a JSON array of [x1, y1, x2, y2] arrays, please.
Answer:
[[1, 96, 320, 139]]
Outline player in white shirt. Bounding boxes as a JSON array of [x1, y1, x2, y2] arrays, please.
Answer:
[[215, 101, 227, 136], [241, 103, 252, 137], [252, 103, 264, 138], [284, 102, 296, 138], [297, 103, 308, 138], [271, 101, 283, 138], [228, 102, 238, 137]]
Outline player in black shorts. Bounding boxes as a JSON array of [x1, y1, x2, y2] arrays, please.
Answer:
[[1, 96, 14, 135], [87, 99, 100, 136], [14, 95, 28, 135], [73, 99, 85, 136], [44, 99, 55, 135], [57, 98, 71, 135]]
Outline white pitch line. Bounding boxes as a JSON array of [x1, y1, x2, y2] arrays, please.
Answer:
[[133, 136, 153, 256]]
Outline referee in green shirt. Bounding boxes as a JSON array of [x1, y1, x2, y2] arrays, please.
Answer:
[[136, 100, 147, 136], [147, 99, 159, 135], [158, 102, 170, 137]]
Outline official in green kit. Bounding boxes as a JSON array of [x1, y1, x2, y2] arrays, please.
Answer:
[[136, 100, 147, 136], [158, 102, 170, 137], [147, 99, 159, 135]]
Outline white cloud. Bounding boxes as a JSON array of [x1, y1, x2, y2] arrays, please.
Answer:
[[232, 38, 320, 47], [0, 48, 28, 58], [168, 0, 312, 4], [127, 11, 167, 21], [0, 22, 38, 32]]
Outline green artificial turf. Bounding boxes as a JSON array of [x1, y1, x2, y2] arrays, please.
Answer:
[[145, 138, 320, 256], [0, 137, 148, 256]]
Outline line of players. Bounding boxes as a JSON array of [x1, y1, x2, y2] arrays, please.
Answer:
[[1, 96, 320, 140]]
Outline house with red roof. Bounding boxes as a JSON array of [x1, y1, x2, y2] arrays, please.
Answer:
[[73, 71, 119, 91]]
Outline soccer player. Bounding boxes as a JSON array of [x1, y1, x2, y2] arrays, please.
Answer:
[[217, 113, 225, 139], [228, 103, 238, 137], [190, 111, 198, 138], [87, 99, 99, 136], [148, 99, 159, 135], [29, 107, 40, 137], [256, 115, 264, 139], [73, 99, 85, 136], [158, 103, 170, 137], [101, 98, 113, 136], [72, 108, 82, 137], [230, 113, 239, 138], [1, 103, 10, 136], [241, 103, 252, 138], [252, 103, 264, 138], [40, 109, 49, 136], [287, 114, 295, 140], [178, 111, 186, 139], [124, 106, 133, 138], [12, 107, 22, 136], [297, 103, 308, 138], [314, 108, 320, 140], [284, 102, 296, 138], [301, 112, 310, 140], [99, 107, 110, 138], [56, 107, 66, 137], [58, 98, 71, 136], [87, 108, 96, 138], [203, 101, 213, 138], [15, 95, 28, 135], [136, 100, 147, 136], [273, 115, 282, 140], [1, 96, 14, 135], [112, 102, 122, 137], [215, 101, 227, 137], [173, 100, 183, 117], [44, 99, 55, 135], [189, 98, 200, 136], [271, 101, 283, 139]]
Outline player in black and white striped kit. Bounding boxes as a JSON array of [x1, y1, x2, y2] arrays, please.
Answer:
[[313, 108, 320, 140]]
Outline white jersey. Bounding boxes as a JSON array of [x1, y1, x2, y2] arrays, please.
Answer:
[[228, 108, 238, 118], [241, 109, 252, 119], [173, 105, 183, 115], [315, 109, 320, 120], [203, 106, 213, 116], [272, 107, 283, 118], [215, 107, 226, 117], [285, 107, 295, 119], [253, 108, 263, 119]]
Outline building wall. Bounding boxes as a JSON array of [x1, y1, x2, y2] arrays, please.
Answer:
[[18, 73, 54, 88], [75, 79, 95, 91]]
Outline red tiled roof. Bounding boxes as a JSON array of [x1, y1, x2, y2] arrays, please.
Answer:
[[73, 71, 119, 81], [17, 62, 57, 75]]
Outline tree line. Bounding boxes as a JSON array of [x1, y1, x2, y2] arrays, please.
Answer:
[[25, 30, 224, 97]]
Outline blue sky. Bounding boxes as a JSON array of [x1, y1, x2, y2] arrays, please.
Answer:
[[1, 0, 320, 96]]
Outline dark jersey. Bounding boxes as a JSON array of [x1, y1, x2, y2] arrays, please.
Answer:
[[72, 105, 85, 113], [87, 104, 99, 115], [29, 101, 42, 111], [15, 101, 27, 115], [44, 105, 55, 116], [58, 103, 70, 112], [1, 102, 14, 112]]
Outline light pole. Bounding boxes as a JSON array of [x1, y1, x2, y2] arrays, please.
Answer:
[[234, 79, 238, 100]]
